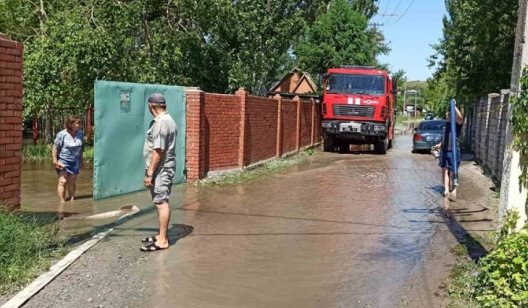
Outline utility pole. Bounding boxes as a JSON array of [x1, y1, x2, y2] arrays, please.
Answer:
[[406, 89, 419, 118], [402, 82, 407, 117], [499, 0, 528, 228], [414, 92, 418, 118]]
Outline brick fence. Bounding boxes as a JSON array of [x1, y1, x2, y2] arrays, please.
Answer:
[[0, 36, 23, 210], [186, 88, 321, 181], [467, 89, 510, 184]]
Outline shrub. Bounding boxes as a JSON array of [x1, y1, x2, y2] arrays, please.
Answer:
[[473, 229, 528, 307]]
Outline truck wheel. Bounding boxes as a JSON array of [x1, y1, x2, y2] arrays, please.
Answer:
[[323, 135, 335, 152], [338, 141, 350, 153], [374, 138, 388, 154], [388, 123, 395, 149]]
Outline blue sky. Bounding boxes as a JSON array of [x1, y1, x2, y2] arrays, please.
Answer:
[[375, 0, 447, 81]]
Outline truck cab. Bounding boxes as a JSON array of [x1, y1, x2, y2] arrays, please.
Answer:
[[321, 66, 396, 154]]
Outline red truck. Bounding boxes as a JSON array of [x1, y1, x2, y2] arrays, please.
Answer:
[[321, 66, 397, 154]]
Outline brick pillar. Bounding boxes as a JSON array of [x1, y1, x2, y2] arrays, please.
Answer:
[[274, 94, 283, 157], [0, 36, 23, 211], [236, 88, 247, 168], [294, 96, 301, 151], [310, 98, 316, 146], [185, 88, 206, 182]]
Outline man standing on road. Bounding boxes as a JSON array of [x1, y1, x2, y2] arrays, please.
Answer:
[[140, 93, 177, 252]]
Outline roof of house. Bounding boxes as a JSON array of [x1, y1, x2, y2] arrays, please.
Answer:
[[269, 68, 318, 95]]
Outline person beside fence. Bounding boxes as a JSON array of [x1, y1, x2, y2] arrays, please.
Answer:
[[52, 115, 83, 203], [433, 104, 463, 201], [140, 93, 177, 252]]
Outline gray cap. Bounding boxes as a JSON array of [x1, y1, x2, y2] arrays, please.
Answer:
[[148, 93, 166, 105]]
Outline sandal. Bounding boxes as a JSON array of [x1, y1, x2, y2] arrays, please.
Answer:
[[140, 242, 168, 252], [141, 236, 157, 243]]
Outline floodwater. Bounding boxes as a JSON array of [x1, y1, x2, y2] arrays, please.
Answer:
[[21, 135, 449, 307], [127, 136, 444, 307], [20, 163, 153, 234]]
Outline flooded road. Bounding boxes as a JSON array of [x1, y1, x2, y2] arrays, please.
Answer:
[[22, 135, 466, 307], [136, 137, 443, 308], [21, 164, 153, 234]]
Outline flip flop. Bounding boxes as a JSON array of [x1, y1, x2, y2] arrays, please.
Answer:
[[141, 236, 157, 243], [140, 242, 168, 252]]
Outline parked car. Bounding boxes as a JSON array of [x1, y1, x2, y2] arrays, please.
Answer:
[[413, 120, 446, 152], [424, 113, 435, 120]]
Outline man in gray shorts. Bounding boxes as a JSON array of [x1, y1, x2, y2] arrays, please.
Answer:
[[140, 93, 177, 252]]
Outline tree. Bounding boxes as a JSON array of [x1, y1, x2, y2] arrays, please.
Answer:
[[349, 0, 379, 19], [429, 0, 518, 106], [391, 69, 407, 115], [294, 0, 384, 75], [2, 0, 389, 125]]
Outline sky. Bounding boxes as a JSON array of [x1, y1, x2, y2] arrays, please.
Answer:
[[374, 0, 447, 81]]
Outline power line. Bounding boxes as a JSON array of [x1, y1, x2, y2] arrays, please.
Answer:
[[385, 0, 404, 24], [373, 0, 393, 24], [381, 0, 393, 17], [386, 0, 417, 26]]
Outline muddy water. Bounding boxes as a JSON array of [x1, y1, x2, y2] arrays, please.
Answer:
[[20, 163, 154, 234], [21, 135, 447, 307], [124, 135, 446, 308]]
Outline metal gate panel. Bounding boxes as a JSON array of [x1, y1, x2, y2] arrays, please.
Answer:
[[93, 81, 186, 200]]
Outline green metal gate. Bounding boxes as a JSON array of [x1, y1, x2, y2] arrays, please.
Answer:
[[93, 81, 186, 200]]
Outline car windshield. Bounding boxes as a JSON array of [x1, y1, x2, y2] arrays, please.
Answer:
[[326, 74, 385, 96], [418, 121, 446, 131]]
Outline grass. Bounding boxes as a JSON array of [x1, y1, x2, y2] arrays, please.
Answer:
[[0, 209, 66, 294], [447, 260, 480, 308], [198, 148, 316, 187], [22, 143, 52, 162], [447, 231, 498, 308], [22, 143, 94, 164]]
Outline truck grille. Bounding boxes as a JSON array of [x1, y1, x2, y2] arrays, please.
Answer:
[[333, 105, 375, 118]]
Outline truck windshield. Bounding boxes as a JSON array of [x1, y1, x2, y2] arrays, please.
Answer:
[[326, 74, 385, 96]]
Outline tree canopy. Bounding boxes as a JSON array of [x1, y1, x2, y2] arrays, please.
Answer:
[[294, 0, 387, 75], [0, 0, 388, 119], [427, 0, 518, 111]]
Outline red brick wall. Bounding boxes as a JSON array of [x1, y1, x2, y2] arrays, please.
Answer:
[[204, 94, 241, 170], [281, 99, 297, 153], [0, 36, 23, 210], [245, 96, 278, 165], [300, 101, 312, 146], [185, 88, 321, 182], [313, 102, 322, 142]]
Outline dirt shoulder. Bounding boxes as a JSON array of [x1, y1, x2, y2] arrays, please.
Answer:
[[397, 158, 499, 307]]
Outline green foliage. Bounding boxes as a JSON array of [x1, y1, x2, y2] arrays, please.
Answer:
[[450, 212, 528, 307], [2, 0, 346, 117], [349, 0, 379, 19], [428, 0, 518, 107], [424, 72, 454, 116], [392, 69, 406, 114], [22, 143, 52, 162], [511, 67, 528, 190], [498, 210, 521, 241], [448, 260, 479, 306], [83, 146, 94, 164], [294, 0, 386, 75], [472, 228, 528, 307], [23, 144, 93, 164], [0, 210, 64, 292], [1, 0, 386, 118]]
